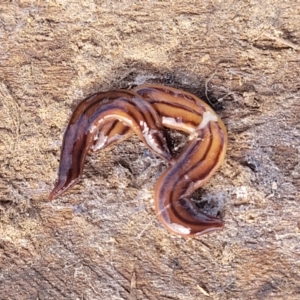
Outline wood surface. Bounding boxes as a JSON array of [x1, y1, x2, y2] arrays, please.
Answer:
[[0, 1, 299, 299]]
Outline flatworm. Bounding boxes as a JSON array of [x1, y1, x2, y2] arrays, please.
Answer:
[[49, 84, 227, 237]]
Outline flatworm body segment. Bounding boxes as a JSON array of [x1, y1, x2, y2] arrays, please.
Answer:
[[49, 90, 171, 200], [133, 84, 227, 237]]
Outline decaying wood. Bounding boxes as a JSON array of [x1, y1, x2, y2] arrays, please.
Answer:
[[0, 1, 299, 299]]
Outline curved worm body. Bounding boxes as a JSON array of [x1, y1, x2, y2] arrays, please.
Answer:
[[92, 84, 225, 148], [49, 84, 227, 237], [154, 122, 226, 237], [49, 90, 172, 200], [133, 84, 227, 237]]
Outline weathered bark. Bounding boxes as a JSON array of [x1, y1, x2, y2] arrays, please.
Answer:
[[0, 1, 299, 299]]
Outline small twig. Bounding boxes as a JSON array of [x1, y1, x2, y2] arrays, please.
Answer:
[[197, 285, 210, 297], [136, 204, 170, 239], [263, 32, 299, 51], [204, 69, 217, 106]]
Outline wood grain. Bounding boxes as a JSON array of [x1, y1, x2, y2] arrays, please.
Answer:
[[0, 1, 299, 299]]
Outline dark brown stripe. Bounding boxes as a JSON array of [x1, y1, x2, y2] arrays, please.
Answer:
[[105, 120, 120, 136]]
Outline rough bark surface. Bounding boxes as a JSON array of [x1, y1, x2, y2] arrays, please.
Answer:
[[0, 1, 299, 299]]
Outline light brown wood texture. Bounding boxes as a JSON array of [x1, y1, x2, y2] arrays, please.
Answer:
[[0, 1, 299, 299]]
